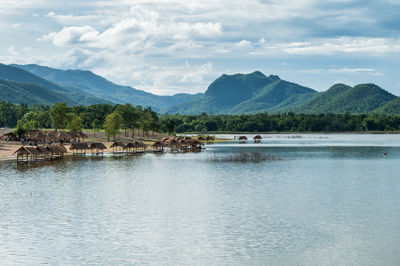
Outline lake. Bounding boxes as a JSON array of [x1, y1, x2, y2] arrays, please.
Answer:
[[1, 134, 400, 265]]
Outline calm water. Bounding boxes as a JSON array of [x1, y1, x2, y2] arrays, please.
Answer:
[[1, 134, 400, 265]]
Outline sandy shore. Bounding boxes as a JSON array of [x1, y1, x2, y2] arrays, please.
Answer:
[[0, 143, 20, 161]]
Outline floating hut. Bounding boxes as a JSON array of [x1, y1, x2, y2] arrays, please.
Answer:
[[70, 142, 89, 155], [134, 141, 146, 153], [238, 136, 248, 144], [13, 144, 67, 162], [90, 142, 107, 155], [110, 141, 126, 154], [151, 141, 164, 153], [253, 135, 262, 143]]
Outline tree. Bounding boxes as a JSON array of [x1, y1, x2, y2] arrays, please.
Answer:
[[91, 119, 101, 137], [103, 112, 122, 141], [66, 113, 83, 132], [14, 120, 26, 140], [165, 119, 176, 135], [50, 102, 69, 131]]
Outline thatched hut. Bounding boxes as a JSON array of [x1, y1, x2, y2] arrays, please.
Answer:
[[135, 141, 146, 153], [238, 136, 248, 144], [197, 136, 205, 141], [55, 131, 71, 144], [13, 146, 44, 162], [253, 135, 262, 143], [70, 142, 89, 155], [151, 141, 164, 153], [1, 131, 17, 141], [90, 143, 107, 155], [110, 141, 126, 154]]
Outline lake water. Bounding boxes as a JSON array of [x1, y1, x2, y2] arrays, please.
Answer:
[[1, 134, 400, 265]]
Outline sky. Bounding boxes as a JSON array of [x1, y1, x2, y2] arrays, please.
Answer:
[[1, 0, 400, 95]]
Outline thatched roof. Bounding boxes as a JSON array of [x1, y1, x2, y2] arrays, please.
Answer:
[[67, 131, 78, 138], [56, 131, 70, 139], [2, 131, 16, 136], [90, 143, 107, 150], [253, 135, 262, 140], [197, 136, 205, 141], [47, 144, 67, 154], [184, 136, 192, 141], [110, 141, 126, 148], [151, 141, 163, 147], [13, 146, 42, 156], [77, 132, 88, 138], [70, 142, 89, 150], [238, 136, 248, 140], [135, 141, 146, 148]]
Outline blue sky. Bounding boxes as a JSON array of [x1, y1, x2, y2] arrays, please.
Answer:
[[1, 0, 400, 95]]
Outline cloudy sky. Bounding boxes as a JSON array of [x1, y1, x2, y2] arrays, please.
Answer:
[[1, 0, 400, 95]]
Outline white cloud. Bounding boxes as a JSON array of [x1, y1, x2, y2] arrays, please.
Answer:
[[278, 37, 400, 55]]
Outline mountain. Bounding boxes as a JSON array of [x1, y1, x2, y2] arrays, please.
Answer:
[[12, 64, 203, 111], [162, 71, 317, 114], [0, 79, 77, 106], [0, 64, 111, 105], [375, 98, 400, 114], [293, 83, 396, 113]]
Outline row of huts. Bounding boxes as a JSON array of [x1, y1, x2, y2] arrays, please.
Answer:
[[238, 135, 263, 143], [13, 144, 68, 162], [160, 136, 209, 153], [1, 129, 88, 144]]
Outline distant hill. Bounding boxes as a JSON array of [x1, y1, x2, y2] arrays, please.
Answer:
[[12, 64, 203, 111], [0, 64, 110, 105], [162, 71, 317, 114], [375, 98, 400, 114], [0, 78, 77, 106], [293, 83, 396, 113]]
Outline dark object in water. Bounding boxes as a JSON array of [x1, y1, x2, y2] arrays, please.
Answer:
[[210, 151, 280, 163]]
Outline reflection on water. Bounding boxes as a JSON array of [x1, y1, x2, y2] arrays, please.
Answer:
[[1, 134, 400, 265]]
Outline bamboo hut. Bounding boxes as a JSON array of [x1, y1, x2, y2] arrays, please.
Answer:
[[1, 131, 18, 141], [238, 136, 248, 144], [167, 138, 180, 152], [90, 142, 107, 155], [13, 146, 40, 162], [77, 132, 88, 142], [253, 135, 262, 143], [46, 144, 67, 159], [110, 141, 126, 154], [151, 141, 164, 153], [134, 141, 146, 153], [70, 142, 89, 155]]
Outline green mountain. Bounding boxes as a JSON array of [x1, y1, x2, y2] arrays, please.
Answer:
[[162, 71, 317, 114], [0, 79, 77, 106], [293, 83, 396, 113], [12, 64, 203, 111], [0, 64, 110, 105], [375, 98, 400, 114]]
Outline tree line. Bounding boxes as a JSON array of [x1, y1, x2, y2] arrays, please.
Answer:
[[0, 101, 160, 140], [2, 101, 400, 136]]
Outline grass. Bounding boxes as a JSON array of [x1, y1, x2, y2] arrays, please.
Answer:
[[209, 151, 281, 163]]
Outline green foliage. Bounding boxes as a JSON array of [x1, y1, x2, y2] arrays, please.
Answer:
[[293, 84, 395, 114], [159, 113, 400, 133], [66, 113, 83, 132], [50, 102, 69, 130], [14, 120, 26, 139], [104, 112, 123, 140]]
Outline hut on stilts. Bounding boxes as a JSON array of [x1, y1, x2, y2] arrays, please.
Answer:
[[150, 141, 164, 153], [238, 136, 248, 144], [70, 142, 89, 155], [253, 135, 262, 143], [90, 143, 107, 155], [110, 142, 126, 154]]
